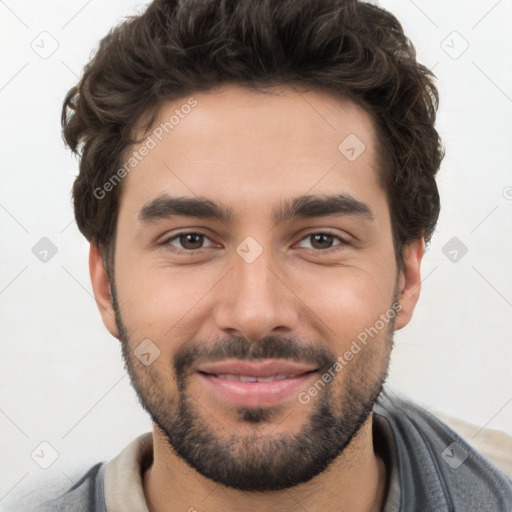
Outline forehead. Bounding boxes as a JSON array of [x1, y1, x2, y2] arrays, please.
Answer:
[[120, 84, 385, 219]]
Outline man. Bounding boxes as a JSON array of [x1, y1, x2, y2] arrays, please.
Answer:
[[18, 0, 512, 510]]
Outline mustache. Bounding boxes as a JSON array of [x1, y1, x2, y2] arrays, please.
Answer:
[[174, 335, 337, 381]]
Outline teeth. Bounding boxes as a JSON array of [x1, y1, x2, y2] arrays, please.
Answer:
[[240, 375, 258, 382], [217, 374, 240, 381], [215, 374, 293, 382]]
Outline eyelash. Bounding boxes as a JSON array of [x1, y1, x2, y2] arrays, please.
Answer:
[[161, 230, 349, 254]]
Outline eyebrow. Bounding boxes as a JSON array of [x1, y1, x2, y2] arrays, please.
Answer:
[[137, 193, 375, 225]]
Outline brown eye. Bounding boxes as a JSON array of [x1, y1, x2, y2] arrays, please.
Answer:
[[165, 232, 215, 252], [178, 233, 204, 250], [310, 233, 335, 249], [297, 232, 347, 251]]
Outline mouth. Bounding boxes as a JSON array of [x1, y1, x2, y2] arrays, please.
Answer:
[[200, 373, 309, 382], [194, 359, 319, 408]]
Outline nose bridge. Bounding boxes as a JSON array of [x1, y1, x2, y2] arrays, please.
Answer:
[[236, 243, 277, 303], [212, 236, 298, 340]]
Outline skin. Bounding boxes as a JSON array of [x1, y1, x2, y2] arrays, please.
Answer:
[[90, 84, 423, 512]]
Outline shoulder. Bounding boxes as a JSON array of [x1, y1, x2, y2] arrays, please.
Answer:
[[374, 386, 512, 511], [8, 463, 107, 512], [432, 406, 512, 480]]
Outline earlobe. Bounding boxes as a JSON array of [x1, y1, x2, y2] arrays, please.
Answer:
[[89, 243, 119, 338], [394, 238, 424, 331]]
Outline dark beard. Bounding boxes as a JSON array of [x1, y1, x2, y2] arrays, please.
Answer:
[[153, 369, 385, 491], [112, 283, 393, 491]]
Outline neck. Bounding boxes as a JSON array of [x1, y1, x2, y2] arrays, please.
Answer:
[[143, 414, 388, 512]]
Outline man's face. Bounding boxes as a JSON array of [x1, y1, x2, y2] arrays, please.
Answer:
[[94, 84, 420, 491]]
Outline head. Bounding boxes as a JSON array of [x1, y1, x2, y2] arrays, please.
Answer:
[[63, 0, 443, 492]]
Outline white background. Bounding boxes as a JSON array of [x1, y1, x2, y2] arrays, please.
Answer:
[[1, 0, 511, 505]]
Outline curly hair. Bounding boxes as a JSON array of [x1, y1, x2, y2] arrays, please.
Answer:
[[62, 0, 444, 274]]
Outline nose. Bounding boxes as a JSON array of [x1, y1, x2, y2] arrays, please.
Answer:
[[212, 243, 300, 342]]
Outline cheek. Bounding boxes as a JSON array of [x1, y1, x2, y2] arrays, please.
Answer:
[[114, 263, 218, 341], [293, 265, 396, 349]]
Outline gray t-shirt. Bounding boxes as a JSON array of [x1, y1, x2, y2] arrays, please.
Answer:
[[11, 386, 512, 511]]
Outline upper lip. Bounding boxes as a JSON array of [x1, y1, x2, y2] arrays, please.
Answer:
[[196, 359, 318, 378]]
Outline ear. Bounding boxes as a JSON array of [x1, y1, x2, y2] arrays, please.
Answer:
[[394, 238, 424, 330], [89, 243, 119, 338]]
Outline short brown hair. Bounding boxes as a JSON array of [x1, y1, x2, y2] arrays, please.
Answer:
[[62, 0, 444, 274]]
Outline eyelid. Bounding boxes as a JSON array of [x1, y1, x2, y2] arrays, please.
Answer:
[[295, 229, 349, 250], [161, 230, 218, 252], [160, 228, 350, 254]]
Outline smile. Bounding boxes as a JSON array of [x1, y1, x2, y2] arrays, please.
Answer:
[[194, 360, 319, 407], [208, 373, 302, 382]]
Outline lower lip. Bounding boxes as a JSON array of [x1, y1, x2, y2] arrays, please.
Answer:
[[196, 372, 317, 408]]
